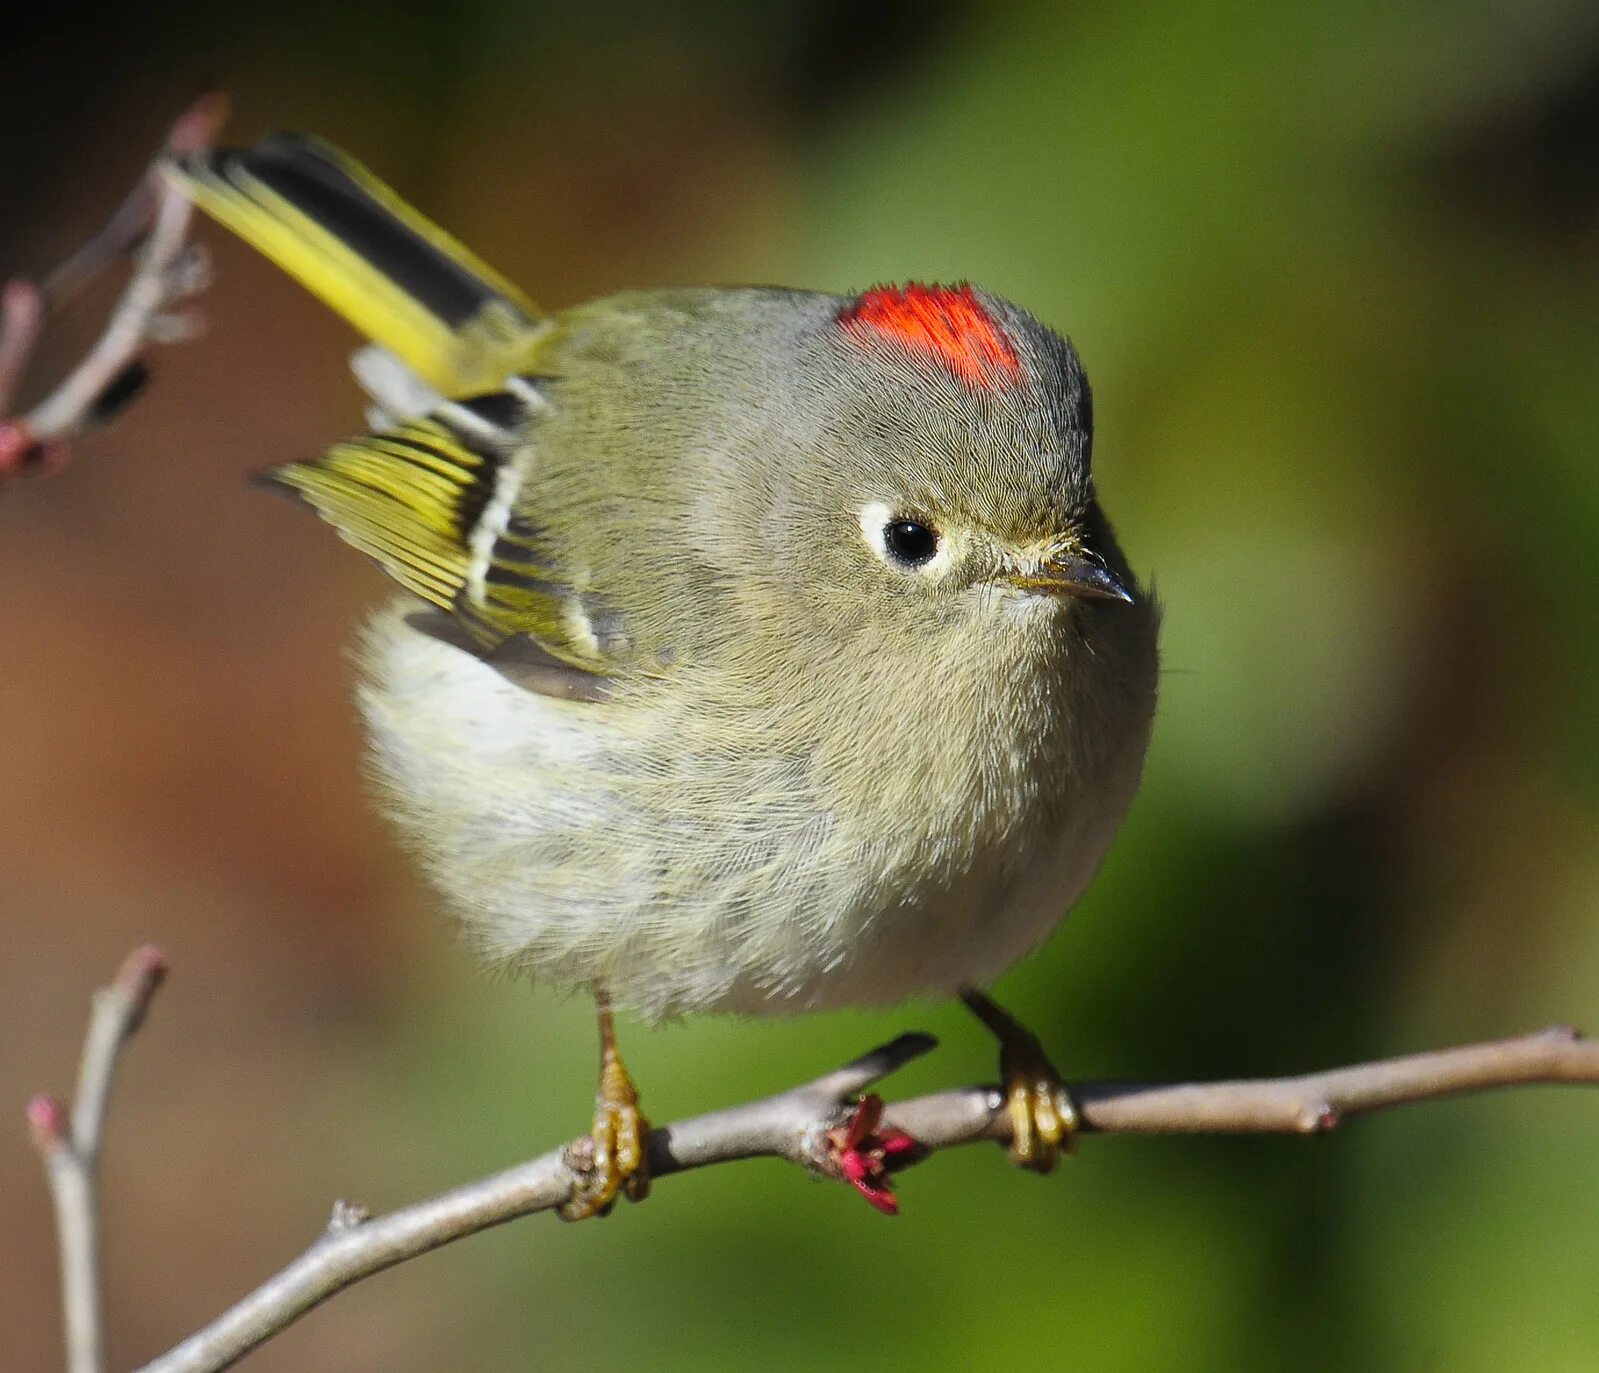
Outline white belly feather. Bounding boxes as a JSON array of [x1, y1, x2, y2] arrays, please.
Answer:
[[357, 599, 1144, 1020]]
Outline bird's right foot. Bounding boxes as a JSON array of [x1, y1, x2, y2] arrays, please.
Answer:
[[960, 987, 1079, 1174]]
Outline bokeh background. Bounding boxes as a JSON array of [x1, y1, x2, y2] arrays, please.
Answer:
[[3, 2, 1598, 1368]]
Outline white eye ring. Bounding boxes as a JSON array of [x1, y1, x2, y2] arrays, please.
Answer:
[[859, 500, 955, 576]]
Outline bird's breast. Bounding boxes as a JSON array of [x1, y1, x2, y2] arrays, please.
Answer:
[[356, 595, 1151, 1018]]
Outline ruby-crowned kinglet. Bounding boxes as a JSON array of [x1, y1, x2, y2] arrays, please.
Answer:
[[169, 136, 1159, 1217]]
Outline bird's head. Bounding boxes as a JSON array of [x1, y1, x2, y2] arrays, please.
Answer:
[[761, 284, 1143, 674]]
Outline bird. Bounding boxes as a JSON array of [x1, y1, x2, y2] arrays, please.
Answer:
[[168, 134, 1160, 1219]]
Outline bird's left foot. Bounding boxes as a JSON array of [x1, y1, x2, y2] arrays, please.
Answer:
[[559, 997, 651, 1220], [960, 988, 1079, 1174]]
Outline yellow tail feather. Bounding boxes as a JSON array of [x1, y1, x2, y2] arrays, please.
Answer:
[[167, 134, 546, 396]]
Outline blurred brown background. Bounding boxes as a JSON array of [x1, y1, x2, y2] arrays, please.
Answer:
[[3, 3, 1598, 1369]]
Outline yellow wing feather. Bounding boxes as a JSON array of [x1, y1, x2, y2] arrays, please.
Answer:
[[175, 134, 613, 675], [262, 420, 486, 610]]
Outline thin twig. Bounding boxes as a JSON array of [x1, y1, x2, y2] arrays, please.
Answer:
[[28, 946, 168, 1373], [129, 1020, 1598, 1373], [0, 278, 44, 416], [37, 92, 222, 315], [0, 93, 225, 483], [893, 1023, 1599, 1145]]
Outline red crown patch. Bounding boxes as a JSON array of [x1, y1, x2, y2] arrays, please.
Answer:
[[837, 283, 1020, 388]]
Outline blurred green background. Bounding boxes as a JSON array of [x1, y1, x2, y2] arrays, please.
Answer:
[[3, 2, 1597, 1369]]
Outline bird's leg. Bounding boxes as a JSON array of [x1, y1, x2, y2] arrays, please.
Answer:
[[960, 987, 1079, 1174], [559, 991, 651, 1220]]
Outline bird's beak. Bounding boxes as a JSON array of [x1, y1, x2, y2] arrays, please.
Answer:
[[1008, 555, 1135, 604]]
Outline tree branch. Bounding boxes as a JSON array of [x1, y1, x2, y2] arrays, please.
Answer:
[[0, 94, 225, 482], [28, 947, 168, 1373], [137, 1021, 1595, 1373], [27, 950, 1596, 1373]]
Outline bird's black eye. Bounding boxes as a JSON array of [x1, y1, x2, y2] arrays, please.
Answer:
[[883, 519, 939, 567]]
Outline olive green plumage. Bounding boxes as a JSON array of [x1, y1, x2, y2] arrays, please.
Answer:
[[168, 136, 1160, 1019]]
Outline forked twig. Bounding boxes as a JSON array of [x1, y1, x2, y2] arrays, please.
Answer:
[[0, 93, 225, 482], [28, 947, 167, 1373]]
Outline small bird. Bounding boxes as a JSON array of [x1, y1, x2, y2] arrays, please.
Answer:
[[169, 136, 1159, 1218]]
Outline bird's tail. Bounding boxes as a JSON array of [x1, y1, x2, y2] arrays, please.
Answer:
[[166, 134, 546, 396]]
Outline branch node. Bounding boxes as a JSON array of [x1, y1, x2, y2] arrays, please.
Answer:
[[324, 1199, 371, 1235], [1300, 1102, 1341, 1133], [167, 245, 212, 298], [822, 1093, 927, 1214], [562, 1134, 597, 1177]]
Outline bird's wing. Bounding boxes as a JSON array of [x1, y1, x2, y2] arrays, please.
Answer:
[[171, 134, 635, 683], [256, 377, 631, 678]]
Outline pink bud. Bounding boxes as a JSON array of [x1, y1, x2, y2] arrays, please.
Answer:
[[26, 1095, 68, 1153], [118, 944, 168, 997], [0, 421, 39, 476]]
